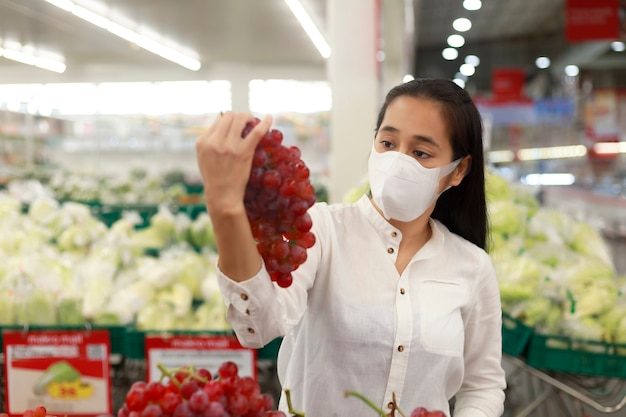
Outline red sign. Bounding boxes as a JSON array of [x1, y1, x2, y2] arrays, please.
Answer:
[[145, 334, 257, 382], [566, 0, 619, 42], [3, 330, 112, 417], [492, 68, 526, 101]]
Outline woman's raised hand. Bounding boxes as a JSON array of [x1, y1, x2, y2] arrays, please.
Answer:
[[195, 112, 272, 217]]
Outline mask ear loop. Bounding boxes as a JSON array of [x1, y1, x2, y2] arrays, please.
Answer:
[[438, 158, 463, 194]]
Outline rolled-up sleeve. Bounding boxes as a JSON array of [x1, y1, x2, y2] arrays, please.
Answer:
[[217, 267, 286, 348]]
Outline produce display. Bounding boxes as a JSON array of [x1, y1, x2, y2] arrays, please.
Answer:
[[242, 119, 317, 288], [0, 192, 228, 331], [485, 172, 624, 345], [4, 168, 190, 206]]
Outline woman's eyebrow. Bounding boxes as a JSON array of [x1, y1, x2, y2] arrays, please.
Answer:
[[412, 134, 440, 149], [379, 125, 441, 149]]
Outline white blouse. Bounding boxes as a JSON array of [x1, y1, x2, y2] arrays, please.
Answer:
[[217, 195, 506, 417]]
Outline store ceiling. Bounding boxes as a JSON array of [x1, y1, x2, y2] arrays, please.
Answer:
[[0, 0, 624, 91]]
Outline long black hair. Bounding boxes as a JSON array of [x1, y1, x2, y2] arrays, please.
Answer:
[[374, 78, 488, 250]]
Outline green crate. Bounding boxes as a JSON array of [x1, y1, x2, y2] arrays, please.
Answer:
[[257, 337, 282, 361], [184, 182, 204, 195], [0, 324, 126, 356], [501, 312, 533, 357], [182, 204, 207, 220], [526, 333, 626, 378]]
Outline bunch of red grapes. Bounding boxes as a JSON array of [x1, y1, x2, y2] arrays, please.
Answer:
[[0, 406, 48, 417], [242, 119, 317, 288], [118, 361, 274, 417]]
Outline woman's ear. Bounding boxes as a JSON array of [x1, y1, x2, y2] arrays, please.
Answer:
[[450, 155, 472, 186]]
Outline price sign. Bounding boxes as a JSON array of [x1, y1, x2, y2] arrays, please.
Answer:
[[145, 334, 257, 382], [2, 330, 112, 417]]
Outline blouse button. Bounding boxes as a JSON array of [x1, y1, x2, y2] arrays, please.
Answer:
[[398, 345, 405, 352], [247, 328, 255, 334], [387, 247, 394, 254], [240, 293, 249, 301], [400, 288, 405, 295], [391, 231, 397, 237], [388, 402, 394, 409]]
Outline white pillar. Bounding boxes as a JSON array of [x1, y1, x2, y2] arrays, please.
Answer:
[[227, 66, 251, 112], [380, 0, 414, 93], [326, 0, 381, 203]]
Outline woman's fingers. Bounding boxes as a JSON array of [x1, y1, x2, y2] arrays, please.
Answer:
[[241, 114, 273, 152], [211, 111, 235, 143]]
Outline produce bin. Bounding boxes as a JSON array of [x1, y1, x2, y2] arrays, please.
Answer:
[[501, 312, 533, 357], [526, 333, 626, 378]]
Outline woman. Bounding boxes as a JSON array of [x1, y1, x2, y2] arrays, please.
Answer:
[[195, 78, 506, 417]]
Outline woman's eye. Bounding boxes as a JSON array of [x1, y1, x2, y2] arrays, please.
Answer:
[[413, 150, 431, 158], [381, 140, 393, 149]]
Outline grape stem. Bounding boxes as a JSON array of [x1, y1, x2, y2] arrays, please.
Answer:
[[156, 363, 210, 387], [284, 389, 306, 417], [344, 390, 387, 417], [393, 392, 407, 417]]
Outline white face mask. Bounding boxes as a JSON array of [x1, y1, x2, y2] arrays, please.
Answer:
[[368, 144, 461, 222]]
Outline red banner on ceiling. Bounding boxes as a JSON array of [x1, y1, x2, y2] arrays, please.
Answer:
[[565, 0, 620, 42], [492, 67, 526, 101]]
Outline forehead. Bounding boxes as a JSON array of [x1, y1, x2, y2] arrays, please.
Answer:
[[381, 96, 450, 143]]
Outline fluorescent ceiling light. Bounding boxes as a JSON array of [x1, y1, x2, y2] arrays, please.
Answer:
[[611, 41, 626, 52], [522, 173, 576, 186], [465, 54, 480, 67], [284, 0, 331, 59], [43, 0, 201, 71], [453, 78, 466, 88], [564, 65, 579, 77], [459, 63, 475, 76], [517, 145, 587, 161], [453, 18, 472, 32], [403, 74, 415, 83], [447, 34, 465, 48], [488, 150, 515, 163], [592, 141, 626, 154], [0, 47, 66, 73], [463, 0, 482, 11], [442, 47, 459, 60], [535, 56, 551, 69]]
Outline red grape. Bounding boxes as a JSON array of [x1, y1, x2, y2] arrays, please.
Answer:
[[172, 402, 191, 417], [145, 381, 166, 402], [188, 390, 210, 413], [32, 407, 46, 417], [141, 404, 163, 417], [180, 379, 201, 400], [126, 387, 148, 412], [218, 361, 239, 380], [202, 401, 226, 417], [202, 380, 225, 401], [227, 392, 250, 416], [159, 391, 182, 414]]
